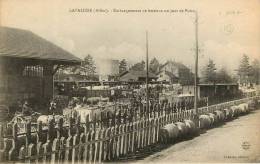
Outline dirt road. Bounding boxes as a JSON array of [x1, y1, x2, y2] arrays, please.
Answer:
[[141, 109, 260, 163]]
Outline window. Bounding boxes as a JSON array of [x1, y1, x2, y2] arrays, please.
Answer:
[[22, 65, 43, 77]]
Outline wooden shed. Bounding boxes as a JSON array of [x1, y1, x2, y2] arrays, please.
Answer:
[[0, 27, 81, 109]]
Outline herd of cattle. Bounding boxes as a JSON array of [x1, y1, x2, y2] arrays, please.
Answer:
[[159, 98, 259, 144]]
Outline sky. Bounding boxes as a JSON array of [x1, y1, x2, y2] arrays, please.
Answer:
[[1, 0, 260, 74]]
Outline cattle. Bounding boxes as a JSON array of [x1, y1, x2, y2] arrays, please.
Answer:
[[213, 110, 225, 122], [230, 106, 240, 117], [207, 113, 218, 125], [37, 115, 63, 125], [223, 108, 233, 120], [237, 103, 249, 114], [247, 100, 257, 111]]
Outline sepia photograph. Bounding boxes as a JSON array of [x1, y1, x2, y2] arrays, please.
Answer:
[[0, 0, 260, 163]]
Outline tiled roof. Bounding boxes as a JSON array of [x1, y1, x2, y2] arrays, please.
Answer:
[[159, 60, 189, 70], [0, 26, 81, 63]]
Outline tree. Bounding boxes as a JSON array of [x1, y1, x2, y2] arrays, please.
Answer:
[[130, 60, 145, 71], [201, 59, 217, 83], [72, 54, 96, 78], [149, 57, 160, 74], [251, 59, 260, 84], [216, 67, 233, 83], [119, 59, 128, 74], [237, 54, 251, 84]]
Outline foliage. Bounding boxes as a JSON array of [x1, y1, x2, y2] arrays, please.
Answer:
[[72, 54, 96, 77], [119, 59, 128, 74], [216, 67, 233, 83], [149, 57, 160, 74], [250, 59, 260, 84], [201, 59, 217, 83], [130, 60, 145, 71], [237, 54, 251, 83]]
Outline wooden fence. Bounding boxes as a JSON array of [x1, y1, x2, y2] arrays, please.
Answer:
[[0, 96, 259, 163]]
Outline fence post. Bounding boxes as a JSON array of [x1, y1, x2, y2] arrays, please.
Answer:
[[98, 129, 105, 163], [103, 127, 110, 161], [27, 143, 36, 163], [50, 138, 59, 164], [65, 117, 73, 161], [71, 116, 80, 163], [77, 132, 85, 162]]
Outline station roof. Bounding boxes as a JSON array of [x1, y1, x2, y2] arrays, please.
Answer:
[[0, 26, 81, 64]]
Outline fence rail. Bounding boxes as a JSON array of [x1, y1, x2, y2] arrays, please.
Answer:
[[0, 95, 259, 163]]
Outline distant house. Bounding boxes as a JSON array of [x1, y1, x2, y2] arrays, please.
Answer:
[[157, 70, 179, 84], [158, 60, 194, 85], [119, 70, 157, 82]]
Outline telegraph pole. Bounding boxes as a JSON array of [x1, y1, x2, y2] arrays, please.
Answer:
[[194, 11, 199, 116], [146, 31, 149, 118]]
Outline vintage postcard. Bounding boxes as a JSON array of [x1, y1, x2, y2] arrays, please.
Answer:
[[0, 0, 259, 163]]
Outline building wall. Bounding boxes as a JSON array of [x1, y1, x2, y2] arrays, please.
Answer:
[[157, 71, 171, 82], [0, 59, 54, 109]]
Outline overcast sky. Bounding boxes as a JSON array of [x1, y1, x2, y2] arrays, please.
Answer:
[[1, 0, 260, 74]]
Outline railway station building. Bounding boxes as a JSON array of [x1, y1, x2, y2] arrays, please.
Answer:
[[0, 27, 81, 110]]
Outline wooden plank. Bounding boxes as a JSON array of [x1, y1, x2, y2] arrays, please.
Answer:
[[71, 133, 80, 163], [88, 130, 95, 163], [98, 129, 105, 163], [77, 133, 85, 163], [57, 137, 65, 164], [27, 143, 36, 163], [83, 131, 91, 163], [93, 130, 100, 163], [119, 125, 124, 156], [108, 127, 114, 161], [42, 140, 51, 164], [51, 138, 60, 164], [64, 135, 73, 161], [103, 127, 110, 161], [115, 125, 120, 159]]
